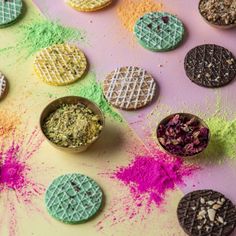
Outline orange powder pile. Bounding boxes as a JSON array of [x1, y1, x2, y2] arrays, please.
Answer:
[[0, 111, 21, 137], [117, 0, 163, 32]]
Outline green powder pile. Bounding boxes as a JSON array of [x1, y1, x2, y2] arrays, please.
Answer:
[[67, 73, 123, 122], [205, 115, 236, 160], [1, 19, 85, 57]]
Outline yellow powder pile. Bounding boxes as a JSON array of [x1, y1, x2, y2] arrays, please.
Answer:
[[0, 111, 21, 137], [117, 0, 163, 32]]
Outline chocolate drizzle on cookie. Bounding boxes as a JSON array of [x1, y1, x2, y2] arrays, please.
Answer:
[[184, 44, 236, 88], [177, 190, 236, 236]]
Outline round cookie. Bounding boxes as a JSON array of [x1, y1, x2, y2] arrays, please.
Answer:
[[103, 66, 156, 110], [177, 190, 236, 236], [45, 173, 103, 224], [134, 12, 185, 52], [0, 72, 8, 100], [34, 44, 87, 86], [184, 44, 236, 88], [0, 0, 23, 27], [66, 0, 112, 12]]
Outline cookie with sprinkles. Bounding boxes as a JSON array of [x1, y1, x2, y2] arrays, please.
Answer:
[[184, 44, 236, 88], [0, 0, 23, 28], [45, 173, 103, 224], [177, 190, 236, 236], [0, 72, 8, 100], [66, 0, 112, 12], [103, 66, 156, 110], [34, 44, 87, 86], [134, 12, 185, 52]]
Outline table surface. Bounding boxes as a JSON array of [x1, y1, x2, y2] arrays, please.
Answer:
[[0, 0, 235, 235]]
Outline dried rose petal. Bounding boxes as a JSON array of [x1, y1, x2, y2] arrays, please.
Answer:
[[157, 114, 209, 156]]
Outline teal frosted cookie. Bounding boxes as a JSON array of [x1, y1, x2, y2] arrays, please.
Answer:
[[0, 0, 23, 28], [45, 173, 103, 224], [134, 12, 185, 52]]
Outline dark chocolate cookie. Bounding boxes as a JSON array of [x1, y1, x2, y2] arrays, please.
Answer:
[[184, 44, 236, 88], [177, 190, 236, 236]]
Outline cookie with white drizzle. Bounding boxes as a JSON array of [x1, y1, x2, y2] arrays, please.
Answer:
[[0, 0, 23, 28], [177, 190, 236, 236], [103, 66, 156, 110], [134, 12, 185, 52], [45, 173, 103, 224], [34, 44, 87, 86], [66, 0, 112, 12], [0, 72, 8, 100]]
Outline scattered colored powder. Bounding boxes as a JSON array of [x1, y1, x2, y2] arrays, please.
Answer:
[[0, 128, 45, 236], [114, 153, 197, 207], [97, 150, 198, 230], [205, 115, 236, 159], [117, 0, 163, 32], [0, 111, 21, 137], [1, 19, 85, 57], [68, 73, 123, 122]]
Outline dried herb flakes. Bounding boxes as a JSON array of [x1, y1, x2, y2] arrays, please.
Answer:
[[43, 104, 103, 148]]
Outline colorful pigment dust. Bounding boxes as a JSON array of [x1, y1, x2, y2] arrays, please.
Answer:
[[0, 128, 45, 236], [117, 0, 163, 32], [67, 73, 123, 122], [97, 150, 198, 230], [1, 19, 85, 57], [114, 153, 197, 207], [0, 111, 21, 137], [205, 115, 236, 160]]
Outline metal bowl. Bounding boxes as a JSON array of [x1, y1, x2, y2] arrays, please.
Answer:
[[156, 113, 210, 158], [198, 0, 236, 30], [39, 96, 105, 153]]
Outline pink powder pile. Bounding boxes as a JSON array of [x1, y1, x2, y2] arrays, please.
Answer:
[[0, 128, 45, 236], [97, 151, 198, 231], [114, 151, 198, 207]]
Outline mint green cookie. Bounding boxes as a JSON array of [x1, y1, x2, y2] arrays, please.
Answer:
[[45, 173, 103, 224], [134, 12, 185, 52], [0, 0, 23, 27]]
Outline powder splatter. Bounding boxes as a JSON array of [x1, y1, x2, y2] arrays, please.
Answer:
[[98, 149, 197, 229], [0, 128, 45, 236], [205, 115, 236, 160], [117, 0, 163, 32], [67, 73, 123, 122], [1, 19, 85, 57], [0, 111, 21, 137], [114, 152, 196, 208]]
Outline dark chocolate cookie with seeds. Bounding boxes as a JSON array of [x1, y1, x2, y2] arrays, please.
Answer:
[[184, 44, 236, 88], [177, 190, 236, 236]]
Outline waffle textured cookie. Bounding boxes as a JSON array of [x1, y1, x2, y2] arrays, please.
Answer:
[[0, 0, 23, 27], [177, 190, 236, 236], [34, 44, 87, 86], [103, 66, 156, 110], [0, 72, 8, 100], [184, 44, 236, 88], [66, 0, 112, 12], [134, 12, 185, 52], [45, 173, 103, 224]]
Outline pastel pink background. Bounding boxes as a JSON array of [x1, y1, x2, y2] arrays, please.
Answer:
[[33, 0, 236, 215]]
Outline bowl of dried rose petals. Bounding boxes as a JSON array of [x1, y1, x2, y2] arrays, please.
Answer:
[[199, 0, 236, 29], [156, 113, 210, 157]]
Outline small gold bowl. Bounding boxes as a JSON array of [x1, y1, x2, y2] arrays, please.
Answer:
[[156, 113, 210, 158], [198, 0, 236, 30], [39, 96, 105, 153]]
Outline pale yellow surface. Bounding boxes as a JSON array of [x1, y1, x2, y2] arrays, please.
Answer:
[[0, 1, 185, 235]]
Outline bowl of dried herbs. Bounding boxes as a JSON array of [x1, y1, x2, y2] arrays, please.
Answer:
[[40, 96, 104, 152], [156, 113, 210, 158]]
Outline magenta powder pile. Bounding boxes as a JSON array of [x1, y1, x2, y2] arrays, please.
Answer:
[[114, 152, 197, 207]]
